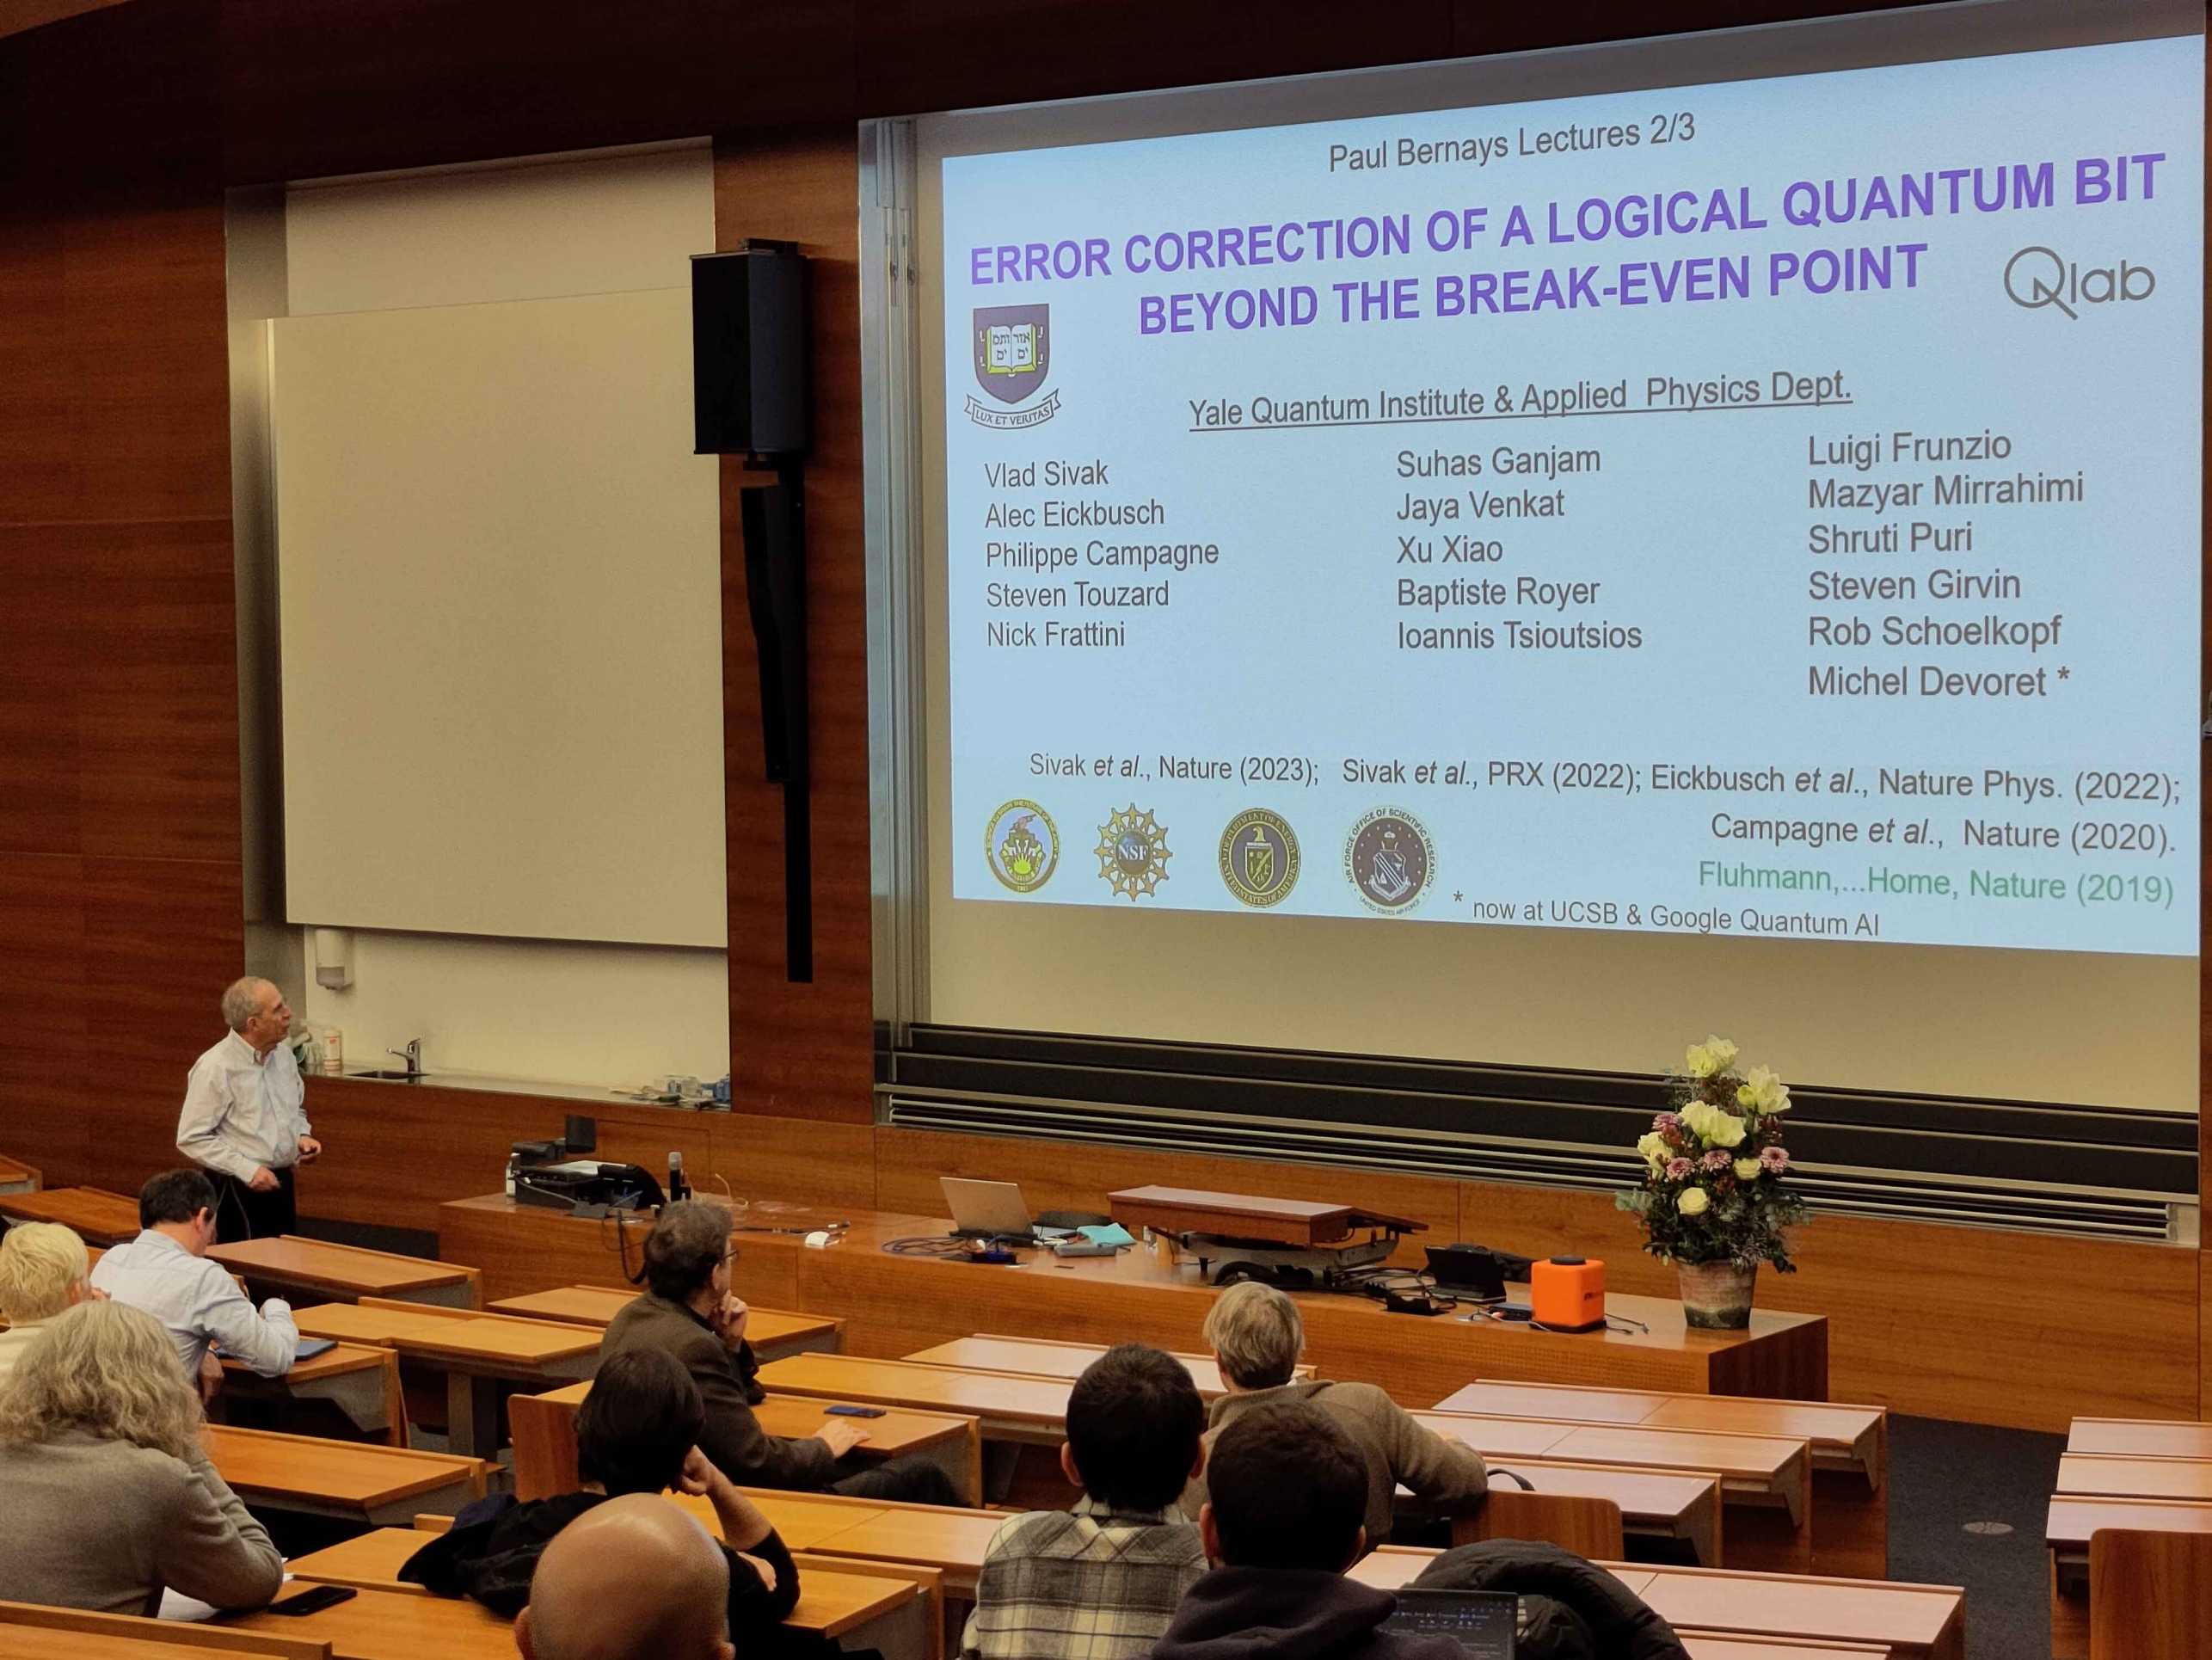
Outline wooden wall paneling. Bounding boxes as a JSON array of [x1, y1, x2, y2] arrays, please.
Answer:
[[704, 1112, 877, 1214], [81, 855, 246, 1188], [715, 132, 875, 1125], [68, 517, 242, 861], [1445, 0, 1944, 57], [0, 853, 90, 1183], [0, 206, 71, 524], [0, 525, 83, 855], [873, 1123, 1461, 1268], [218, 0, 860, 186], [2200, 1265, 2209, 1421], [855, 0, 1455, 117]]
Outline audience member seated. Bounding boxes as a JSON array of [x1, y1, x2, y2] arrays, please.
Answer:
[[0, 1300, 283, 1615], [1183, 1282, 1485, 1543], [1154, 1402, 1464, 1660], [601, 1199, 957, 1504], [90, 1167, 298, 1399], [0, 1221, 100, 1381], [963, 1343, 1208, 1660], [404, 1348, 812, 1654], [516, 1492, 737, 1660]]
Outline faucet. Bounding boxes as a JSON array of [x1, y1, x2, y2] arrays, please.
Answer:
[[388, 1038, 423, 1080]]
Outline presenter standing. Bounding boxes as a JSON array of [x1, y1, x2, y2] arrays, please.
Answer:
[[176, 977, 323, 1243]]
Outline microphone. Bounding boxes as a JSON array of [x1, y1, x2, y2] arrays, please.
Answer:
[[667, 1151, 689, 1203]]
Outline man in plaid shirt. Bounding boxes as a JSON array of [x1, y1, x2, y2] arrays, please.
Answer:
[[962, 1343, 1208, 1660]]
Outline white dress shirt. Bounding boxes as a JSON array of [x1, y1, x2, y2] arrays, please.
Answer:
[[89, 1230, 298, 1379], [176, 1030, 310, 1184]]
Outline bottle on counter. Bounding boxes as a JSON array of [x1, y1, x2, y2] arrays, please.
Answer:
[[321, 1027, 344, 1075]]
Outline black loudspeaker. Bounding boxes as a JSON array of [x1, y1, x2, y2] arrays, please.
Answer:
[[563, 1115, 598, 1155], [691, 241, 809, 458]]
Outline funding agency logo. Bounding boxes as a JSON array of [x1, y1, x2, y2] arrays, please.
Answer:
[[1097, 804, 1171, 901], [965, 304, 1062, 430], [984, 799, 1060, 894], [1219, 808, 1300, 908], [1344, 808, 1435, 915]]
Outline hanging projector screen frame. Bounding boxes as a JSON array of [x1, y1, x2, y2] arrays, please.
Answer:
[[860, 0, 2206, 1155]]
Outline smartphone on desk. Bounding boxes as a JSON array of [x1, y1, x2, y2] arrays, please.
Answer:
[[267, 1584, 358, 1616], [825, 1404, 887, 1417]]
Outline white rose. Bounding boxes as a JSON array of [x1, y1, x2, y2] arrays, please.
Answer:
[[1684, 1043, 1717, 1079], [1703, 1036, 1739, 1069], [1676, 1188, 1711, 1216], [1742, 1065, 1788, 1113], [1733, 1158, 1762, 1180], [1681, 1101, 1748, 1149], [1635, 1132, 1669, 1167]]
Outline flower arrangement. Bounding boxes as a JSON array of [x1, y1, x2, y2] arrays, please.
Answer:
[[1617, 1036, 1809, 1272]]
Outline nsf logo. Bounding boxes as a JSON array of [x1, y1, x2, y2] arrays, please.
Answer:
[[2002, 246, 2154, 319]]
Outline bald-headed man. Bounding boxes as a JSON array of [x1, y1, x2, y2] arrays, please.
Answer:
[[177, 977, 323, 1243], [516, 1495, 734, 1660]]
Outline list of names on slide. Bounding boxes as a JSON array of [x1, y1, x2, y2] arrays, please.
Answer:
[[941, 36, 2201, 953]]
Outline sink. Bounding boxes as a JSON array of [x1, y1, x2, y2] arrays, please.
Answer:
[[345, 1068, 424, 1082]]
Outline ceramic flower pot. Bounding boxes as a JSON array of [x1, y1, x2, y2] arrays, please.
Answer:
[[1676, 1259, 1758, 1329]]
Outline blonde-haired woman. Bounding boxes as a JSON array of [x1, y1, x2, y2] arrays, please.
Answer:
[[0, 1222, 99, 1381], [0, 1300, 282, 1614]]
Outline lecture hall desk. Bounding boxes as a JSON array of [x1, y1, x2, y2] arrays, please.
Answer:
[[2043, 1492, 2212, 1660], [489, 1282, 845, 1360], [0, 1184, 142, 1245], [279, 1529, 933, 1660], [439, 1196, 1828, 1406], [211, 1235, 481, 1308], [204, 1423, 487, 1524], [0, 1154, 40, 1195], [292, 1297, 601, 1455], [518, 1376, 986, 1504]]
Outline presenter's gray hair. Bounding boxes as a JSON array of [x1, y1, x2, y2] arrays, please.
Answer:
[[220, 976, 267, 1032], [1204, 1279, 1306, 1388]]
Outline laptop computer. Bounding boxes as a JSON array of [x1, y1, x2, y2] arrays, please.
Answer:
[[941, 1177, 1036, 1239], [1381, 1589, 1518, 1658]]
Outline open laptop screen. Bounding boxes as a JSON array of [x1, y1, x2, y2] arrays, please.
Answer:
[[1381, 1589, 1517, 1659]]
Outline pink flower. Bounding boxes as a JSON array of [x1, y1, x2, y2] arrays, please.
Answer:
[[1652, 1113, 1682, 1134], [1760, 1147, 1790, 1172], [1664, 1158, 1693, 1181], [1701, 1149, 1732, 1171]]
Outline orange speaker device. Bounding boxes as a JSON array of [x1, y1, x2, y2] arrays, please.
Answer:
[[1529, 1256, 1607, 1331]]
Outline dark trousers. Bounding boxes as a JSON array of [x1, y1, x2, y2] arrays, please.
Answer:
[[828, 1452, 962, 1508], [213, 1165, 296, 1244]]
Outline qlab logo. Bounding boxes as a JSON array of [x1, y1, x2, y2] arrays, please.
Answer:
[[2002, 246, 2155, 320], [964, 304, 1062, 430]]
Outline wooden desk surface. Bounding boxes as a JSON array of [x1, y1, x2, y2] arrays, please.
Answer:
[[2057, 1453, 2212, 1502], [1350, 1548, 1962, 1654], [224, 1340, 391, 1385], [802, 1509, 1006, 1582], [205, 1424, 482, 1509], [0, 1186, 140, 1245], [1449, 1379, 1883, 1472], [0, 1631, 307, 1660], [440, 1196, 1828, 1407], [531, 1375, 976, 1460], [211, 1237, 476, 1300], [901, 1334, 1314, 1397], [226, 1582, 533, 1659], [293, 1300, 599, 1366], [759, 1354, 1070, 1429], [2046, 1493, 2212, 1549], [286, 1523, 915, 1638], [1414, 1411, 1806, 1485], [2068, 1417, 2212, 1459], [489, 1285, 839, 1350], [1678, 1641, 1888, 1659], [0, 1155, 40, 1190]]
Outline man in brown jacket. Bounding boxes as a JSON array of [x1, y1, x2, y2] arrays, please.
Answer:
[[599, 1200, 958, 1503], [1179, 1280, 1488, 1544]]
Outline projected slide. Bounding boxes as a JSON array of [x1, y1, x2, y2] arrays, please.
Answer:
[[941, 36, 2202, 953]]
